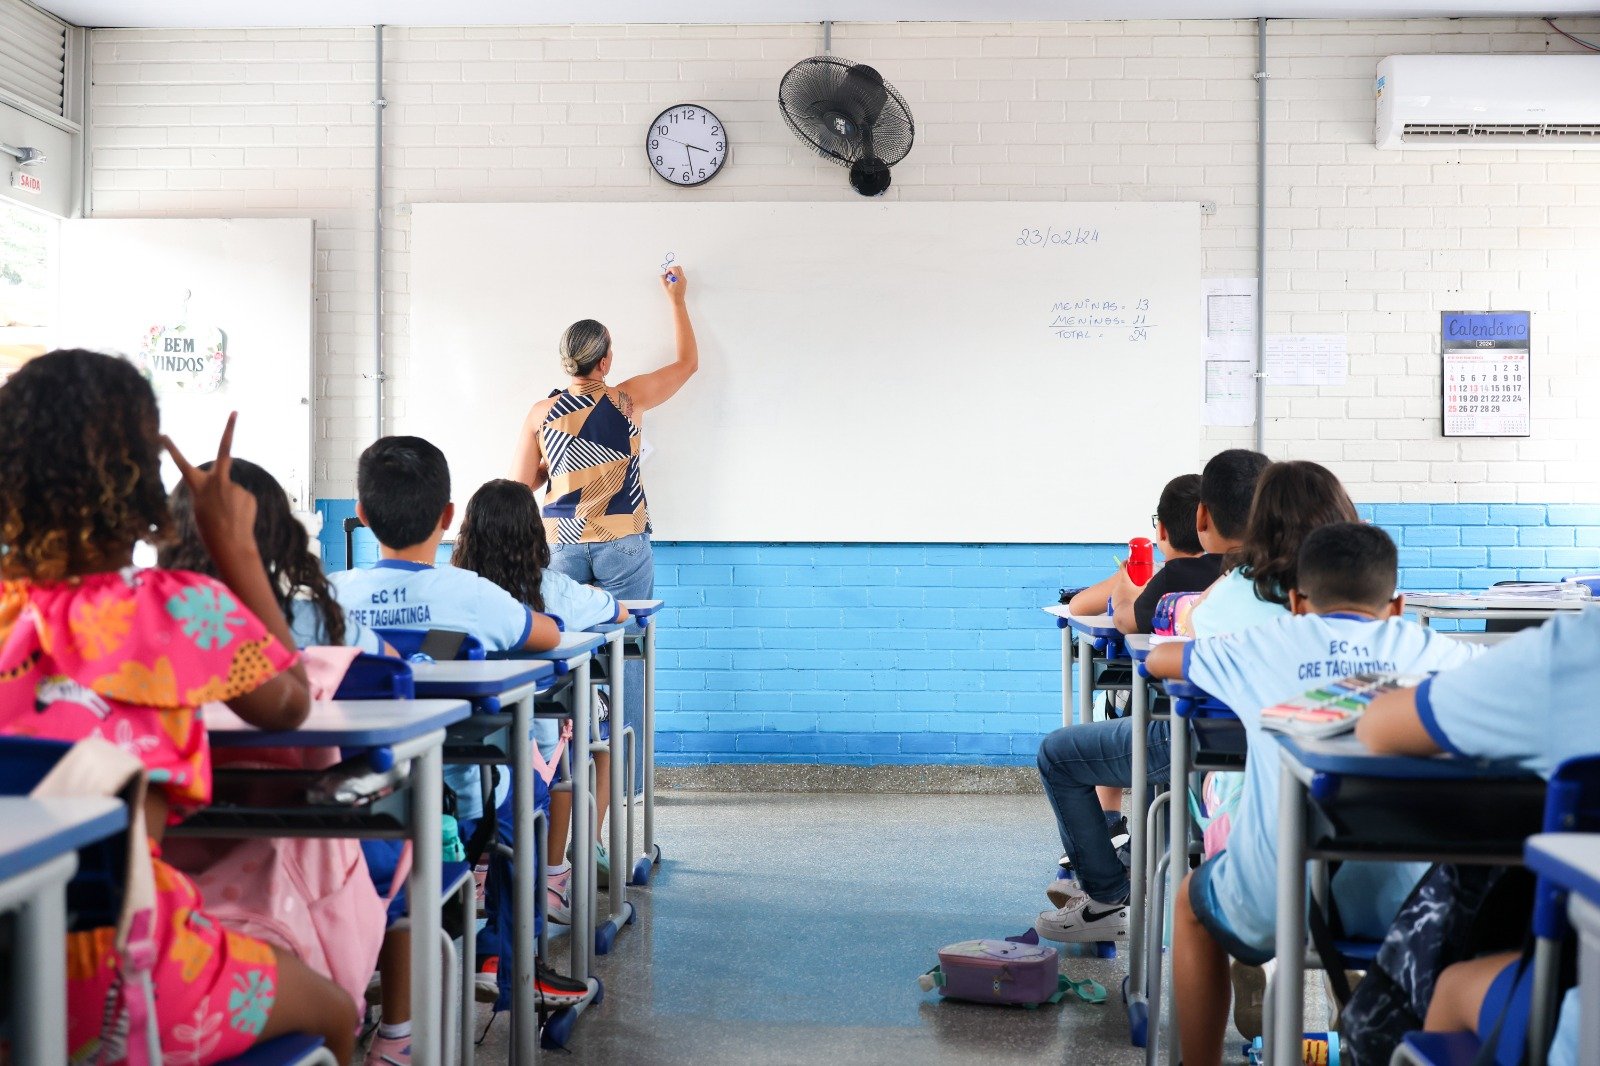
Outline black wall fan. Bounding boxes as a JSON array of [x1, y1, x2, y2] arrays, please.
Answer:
[[779, 56, 914, 196]]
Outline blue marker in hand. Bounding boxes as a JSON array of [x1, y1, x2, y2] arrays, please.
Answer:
[[661, 251, 678, 284]]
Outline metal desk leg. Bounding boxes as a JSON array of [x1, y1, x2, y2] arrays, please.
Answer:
[[1166, 715, 1189, 1066], [10, 852, 75, 1066], [1076, 635, 1094, 726], [598, 630, 634, 954], [1529, 936, 1560, 1066], [511, 695, 538, 1065], [1271, 757, 1309, 1066], [410, 736, 446, 1066], [569, 657, 594, 981], [1125, 668, 1150, 1047], [638, 619, 661, 881], [458, 865, 476, 1066], [1061, 623, 1073, 728]]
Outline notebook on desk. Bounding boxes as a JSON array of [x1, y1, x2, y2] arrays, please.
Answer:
[[1260, 673, 1430, 740], [1406, 584, 1592, 611]]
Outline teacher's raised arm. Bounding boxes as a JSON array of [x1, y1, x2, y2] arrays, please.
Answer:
[[510, 265, 698, 495]]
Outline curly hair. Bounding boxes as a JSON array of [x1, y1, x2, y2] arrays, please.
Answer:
[[158, 458, 346, 647], [0, 349, 171, 582], [451, 479, 551, 613], [1227, 460, 1358, 606]]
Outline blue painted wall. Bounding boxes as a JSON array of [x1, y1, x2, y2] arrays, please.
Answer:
[[316, 500, 1600, 766]]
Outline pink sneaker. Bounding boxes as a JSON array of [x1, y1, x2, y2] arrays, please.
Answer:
[[547, 866, 572, 925], [363, 1033, 410, 1066]]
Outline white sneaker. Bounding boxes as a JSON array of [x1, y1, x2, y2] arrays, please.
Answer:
[[1035, 892, 1129, 942], [1046, 877, 1080, 909]]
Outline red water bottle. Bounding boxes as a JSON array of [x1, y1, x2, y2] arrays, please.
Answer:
[[1127, 537, 1155, 587]]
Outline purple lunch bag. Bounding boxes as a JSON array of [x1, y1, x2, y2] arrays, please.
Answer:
[[918, 937, 1105, 1008]]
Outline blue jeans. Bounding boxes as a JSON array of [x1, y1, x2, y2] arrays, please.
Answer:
[[549, 533, 654, 783], [1036, 717, 1172, 903]]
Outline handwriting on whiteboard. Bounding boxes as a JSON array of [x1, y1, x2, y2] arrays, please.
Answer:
[[1016, 226, 1100, 248], [1048, 297, 1155, 342]]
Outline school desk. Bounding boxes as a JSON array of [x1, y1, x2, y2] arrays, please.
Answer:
[[1407, 592, 1587, 630], [619, 599, 665, 887], [1526, 833, 1600, 1066], [411, 658, 571, 1064], [0, 796, 126, 1066], [585, 622, 637, 957], [191, 698, 470, 1066], [1268, 736, 1545, 1066]]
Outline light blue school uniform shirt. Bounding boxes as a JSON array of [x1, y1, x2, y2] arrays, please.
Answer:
[[1191, 567, 1288, 638], [1183, 613, 1482, 951], [1415, 606, 1600, 777], [330, 560, 537, 819], [329, 560, 535, 651], [1549, 988, 1579, 1066], [288, 599, 385, 655], [530, 572, 618, 757], [538, 570, 618, 633]]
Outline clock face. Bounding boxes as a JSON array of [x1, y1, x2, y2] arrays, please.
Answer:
[[646, 104, 728, 187]]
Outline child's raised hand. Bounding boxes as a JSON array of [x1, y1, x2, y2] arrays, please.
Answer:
[[164, 412, 259, 559]]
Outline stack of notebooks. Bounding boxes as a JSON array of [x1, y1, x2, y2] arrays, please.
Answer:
[[1260, 673, 1429, 740]]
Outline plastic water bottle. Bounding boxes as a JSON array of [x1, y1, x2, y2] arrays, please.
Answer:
[[1127, 537, 1155, 586]]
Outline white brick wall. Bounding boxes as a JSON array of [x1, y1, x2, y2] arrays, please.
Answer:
[[87, 18, 1600, 504]]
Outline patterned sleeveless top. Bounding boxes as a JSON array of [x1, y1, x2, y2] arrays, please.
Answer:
[[540, 379, 649, 544]]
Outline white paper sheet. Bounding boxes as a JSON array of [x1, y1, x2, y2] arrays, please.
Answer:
[[1264, 333, 1348, 387], [1200, 278, 1258, 425]]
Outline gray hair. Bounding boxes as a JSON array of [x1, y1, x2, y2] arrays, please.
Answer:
[[559, 319, 611, 376]]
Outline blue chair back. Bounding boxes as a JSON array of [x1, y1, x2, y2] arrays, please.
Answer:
[[333, 653, 415, 700], [1534, 754, 1600, 939], [374, 629, 486, 661], [0, 737, 127, 930]]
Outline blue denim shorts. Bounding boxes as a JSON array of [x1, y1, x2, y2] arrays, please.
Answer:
[[1189, 854, 1275, 967]]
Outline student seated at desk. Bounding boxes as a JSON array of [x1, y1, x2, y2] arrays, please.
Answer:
[[1034, 448, 1267, 942], [1068, 473, 1219, 635], [161, 457, 417, 1066], [0, 350, 356, 1063], [1146, 523, 1483, 1066], [1358, 605, 1600, 1066], [160, 456, 391, 656], [453, 479, 627, 922]]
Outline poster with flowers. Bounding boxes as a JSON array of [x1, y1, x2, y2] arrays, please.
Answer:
[[137, 322, 227, 394]]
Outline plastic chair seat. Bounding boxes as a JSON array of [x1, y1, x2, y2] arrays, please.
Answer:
[[1394, 1030, 1482, 1066], [218, 1033, 335, 1066]]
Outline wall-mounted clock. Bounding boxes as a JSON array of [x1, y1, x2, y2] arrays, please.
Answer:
[[646, 104, 728, 187]]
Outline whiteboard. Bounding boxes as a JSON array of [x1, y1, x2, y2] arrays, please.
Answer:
[[57, 219, 315, 509], [407, 202, 1201, 543]]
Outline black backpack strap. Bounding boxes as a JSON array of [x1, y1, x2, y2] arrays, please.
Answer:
[[1307, 896, 1354, 1010], [1472, 933, 1537, 1066], [464, 765, 501, 867]]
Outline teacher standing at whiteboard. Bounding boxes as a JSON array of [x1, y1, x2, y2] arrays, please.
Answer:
[[511, 262, 698, 608]]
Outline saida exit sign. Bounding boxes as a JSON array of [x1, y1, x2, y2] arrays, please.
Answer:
[[10, 171, 42, 195]]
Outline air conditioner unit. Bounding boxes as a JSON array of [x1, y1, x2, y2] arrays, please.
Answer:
[[1375, 54, 1600, 149]]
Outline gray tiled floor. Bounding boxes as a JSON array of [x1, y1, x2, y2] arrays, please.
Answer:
[[472, 791, 1164, 1065]]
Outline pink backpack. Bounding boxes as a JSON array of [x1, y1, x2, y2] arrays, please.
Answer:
[[167, 646, 389, 1010]]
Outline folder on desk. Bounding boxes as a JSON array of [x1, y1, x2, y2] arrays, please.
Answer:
[[1260, 673, 1429, 740]]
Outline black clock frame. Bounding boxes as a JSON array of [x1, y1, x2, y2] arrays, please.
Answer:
[[645, 103, 728, 188]]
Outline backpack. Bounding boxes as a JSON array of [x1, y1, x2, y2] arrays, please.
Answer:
[[918, 932, 1105, 1008], [1339, 863, 1534, 1066]]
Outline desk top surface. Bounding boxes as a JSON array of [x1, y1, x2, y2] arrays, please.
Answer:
[[540, 632, 605, 660], [620, 599, 664, 619], [410, 660, 554, 698], [1407, 592, 1588, 614], [1066, 613, 1120, 638], [205, 699, 471, 747], [1526, 833, 1600, 905], [0, 796, 127, 884], [1278, 734, 1537, 783]]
